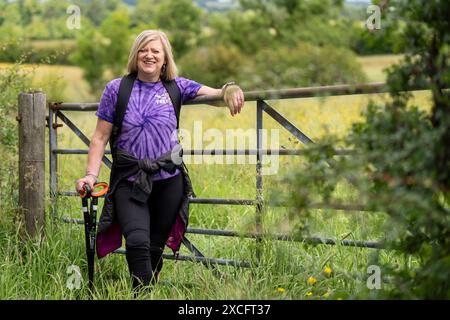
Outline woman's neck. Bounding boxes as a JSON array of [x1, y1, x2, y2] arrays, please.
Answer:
[[137, 71, 160, 83]]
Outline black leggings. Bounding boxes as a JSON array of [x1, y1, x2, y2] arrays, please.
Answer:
[[114, 173, 184, 288]]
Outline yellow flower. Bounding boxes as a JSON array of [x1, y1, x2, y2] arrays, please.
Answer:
[[276, 287, 285, 293], [323, 292, 330, 298], [307, 276, 317, 285], [323, 266, 333, 276], [306, 291, 313, 297]]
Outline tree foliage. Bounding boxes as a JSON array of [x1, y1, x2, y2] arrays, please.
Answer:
[[280, 0, 450, 298], [1, 0, 369, 92], [0, 59, 28, 217], [154, 0, 203, 57], [69, 24, 109, 95]]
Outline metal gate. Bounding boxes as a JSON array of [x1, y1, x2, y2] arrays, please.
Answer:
[[48, 82, 387, 270]]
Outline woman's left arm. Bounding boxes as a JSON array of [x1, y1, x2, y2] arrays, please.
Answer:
[[197, 84, 245, 116]]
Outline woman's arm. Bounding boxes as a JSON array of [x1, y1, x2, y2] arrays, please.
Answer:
[[75, 118, 113, 192], [197, 85, 222, 97], [197, 84, 245, 116]]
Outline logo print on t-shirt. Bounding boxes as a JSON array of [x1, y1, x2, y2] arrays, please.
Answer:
[[155, 93, 171, 104]]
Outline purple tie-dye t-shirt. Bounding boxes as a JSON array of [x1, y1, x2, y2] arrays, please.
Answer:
[[96, 77, 202, 181]]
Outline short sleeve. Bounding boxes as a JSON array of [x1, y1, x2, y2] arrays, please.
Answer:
[[175, 77, 202, 104], [96, 78, 121, 123]]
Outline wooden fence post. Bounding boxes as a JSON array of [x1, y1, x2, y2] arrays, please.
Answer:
[[18, 91, 46, 237]]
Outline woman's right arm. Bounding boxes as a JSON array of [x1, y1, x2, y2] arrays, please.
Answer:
[[75, 118, 113, 193]]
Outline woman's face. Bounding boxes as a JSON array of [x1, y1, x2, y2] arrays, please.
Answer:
[[137, 39, 165, 79]]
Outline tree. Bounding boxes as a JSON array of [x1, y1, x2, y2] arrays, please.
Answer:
[[81, 0, 120, 27], [131, 0, 161, 27], [70, 23, 108, 95], [100, 8, 132, 77], [238, 0, 350, 48], [280, 0, 450, 299], [178, 43, 252, 88], [70, 6, 137, 95], [154, 0, 203, 58], [205, 9, 275, 56], [17, 0, 41, 26]]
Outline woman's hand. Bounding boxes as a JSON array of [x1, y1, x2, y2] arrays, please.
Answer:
[[76, 175, 97, 195], [223, 84, 245, 116], [196, 83, 245, 115]]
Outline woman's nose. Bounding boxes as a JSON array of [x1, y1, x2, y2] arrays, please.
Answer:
[[144, 54, 155, 60]]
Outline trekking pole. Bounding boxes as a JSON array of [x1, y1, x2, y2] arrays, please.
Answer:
[[78, 182, 109, 292]]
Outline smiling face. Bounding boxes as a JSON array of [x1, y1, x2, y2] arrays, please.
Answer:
[[137, 39, 165, 81]]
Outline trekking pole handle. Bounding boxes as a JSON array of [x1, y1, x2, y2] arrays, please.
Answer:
[[78, 183, 92, 198], [79, 182, 108, 198]]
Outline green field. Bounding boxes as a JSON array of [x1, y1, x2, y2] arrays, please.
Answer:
[[356, 54, 404, 83], [0, 62, 94, 102], [0, 55, 430, 299]]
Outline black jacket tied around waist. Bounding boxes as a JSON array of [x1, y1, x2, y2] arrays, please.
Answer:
[[96, 145, 195, 258]]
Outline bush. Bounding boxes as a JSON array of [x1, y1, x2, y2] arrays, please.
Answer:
[[178, 44, 253, 88], [251, 42, 366, 89], [178, 42, 365, 90], [350, 21, 402, 55], [27, 40, 77, 65], [0, 57, 33, 214], [0, 40, 77, 65]]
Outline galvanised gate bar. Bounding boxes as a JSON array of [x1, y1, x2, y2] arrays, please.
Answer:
[[48, 82, 390, 270]]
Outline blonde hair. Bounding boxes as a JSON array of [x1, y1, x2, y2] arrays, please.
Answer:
[[127, 30, 178, 81]]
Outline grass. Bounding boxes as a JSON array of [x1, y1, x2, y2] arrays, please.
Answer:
[[30, 39, 77, 50], [356, 54, 404, 83], [0, 62, 94, 103], [0, 54, 428, 299]]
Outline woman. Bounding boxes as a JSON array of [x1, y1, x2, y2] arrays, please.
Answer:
[[75, 30, 244, 292]]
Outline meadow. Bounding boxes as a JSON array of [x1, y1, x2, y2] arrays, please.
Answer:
[[0, 55, 432, 299]]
